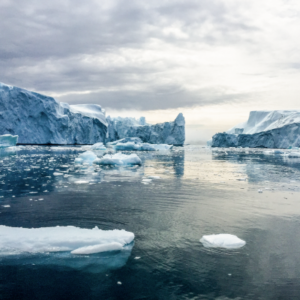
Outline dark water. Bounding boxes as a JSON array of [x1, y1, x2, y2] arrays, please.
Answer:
[[1, 145, 300, 299]]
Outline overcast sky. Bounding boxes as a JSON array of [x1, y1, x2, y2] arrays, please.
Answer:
[[1, 0, 300, 142]]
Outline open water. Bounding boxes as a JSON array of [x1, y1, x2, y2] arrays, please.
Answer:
[[0, 145, 300, 299]]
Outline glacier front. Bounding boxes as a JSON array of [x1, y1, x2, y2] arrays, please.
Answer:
[[0, 83, 107, 144]]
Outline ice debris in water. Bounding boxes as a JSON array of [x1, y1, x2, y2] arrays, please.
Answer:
[[0, 225, 134, 255], [75, 151, 98, 164], [94, 153, 142, 166], [0, 134, 18, 147], [200, 234, 246, 249]]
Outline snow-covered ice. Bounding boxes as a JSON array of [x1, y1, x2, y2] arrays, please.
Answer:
[[0, 134, 18, 147], [0, 225, 134, 255], [200, 234, 246, 249], [94, 153, 142, 166]]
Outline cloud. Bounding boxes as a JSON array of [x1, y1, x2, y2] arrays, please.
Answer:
[[1, 0, 300, 111]]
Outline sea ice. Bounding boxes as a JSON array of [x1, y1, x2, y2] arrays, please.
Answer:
[[0, 134, 18, 147], [0, 225, 134, 255], [200, 234, 246, 249], [94, 153, 142, 166]]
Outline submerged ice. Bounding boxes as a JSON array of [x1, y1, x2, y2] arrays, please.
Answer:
[[0, 225, 134, 255]]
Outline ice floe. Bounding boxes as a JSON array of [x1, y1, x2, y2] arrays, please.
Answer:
[[0, 225, 134, 255], [200, 234, 246, 249]]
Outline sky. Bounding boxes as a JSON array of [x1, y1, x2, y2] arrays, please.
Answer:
[[1, 0, 300, 143]]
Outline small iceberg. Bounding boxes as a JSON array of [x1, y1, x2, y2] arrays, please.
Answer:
[[200, 234, 246, 249], [287, 152, 300, 158], [75, 151, 98, 164], [0, 225, 134, 255], [94, 153, 142, 166], [0, 134, 18, 147], [90, 142, 107, 151]]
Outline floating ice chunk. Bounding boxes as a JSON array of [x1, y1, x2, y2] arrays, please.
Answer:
[[94, 153, 142, 166], [258, 189, 263, 193], [0, 225, 134, 255], [114, 142, 140, 151], [53, 172, 63, 176], [288, 152, 300, 158], [71, 242, 123, 254], [2, 205, 10, 208], [200, 234, 246, 249], [90, 142, 107, 151], [76, 151, 98, 164], [0, 134, 18, 147]]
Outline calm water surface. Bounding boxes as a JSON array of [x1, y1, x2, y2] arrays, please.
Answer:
[[0, 145, 300, 299]]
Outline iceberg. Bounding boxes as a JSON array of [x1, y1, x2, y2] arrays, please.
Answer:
[[200, 234, 246, 249], [75, 151, 98, 164], [0, 83, 107, 144], [106, 113, 185, 146], [212, 110, 300, 148], [0, 225, 134, 255], [90, 142, 106, 150], [94, 153, 142, 166], [0, 134, 18, 147]]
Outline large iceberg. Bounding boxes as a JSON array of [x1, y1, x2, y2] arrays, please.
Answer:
[[212, 111, 300, 148], [106, 113, 185, 146], [0, 134, 18, 147], [0, 225, 134, 255], [0, 83, 107, 144]]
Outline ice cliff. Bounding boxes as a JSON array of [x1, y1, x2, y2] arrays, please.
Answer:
[[0, 83, 107, 144], [212, 110, 300, 148], [106, 113, 185, 146]]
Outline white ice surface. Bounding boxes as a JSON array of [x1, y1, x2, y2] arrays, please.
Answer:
[[94, 153, 142, 165], [200, 234, 246, 249], [0, 134, 18, 147], [288, 152, 300, 158], [0, 225, 134, 255], [71, 242, 123, 254], [69, 104, 107, 126], [76, 151, 98, 164], [90, 142, 107, 150], [227, 110, 300, 134]]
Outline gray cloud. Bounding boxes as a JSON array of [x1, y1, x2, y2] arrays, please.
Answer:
[[0, 0, 294, 110]]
